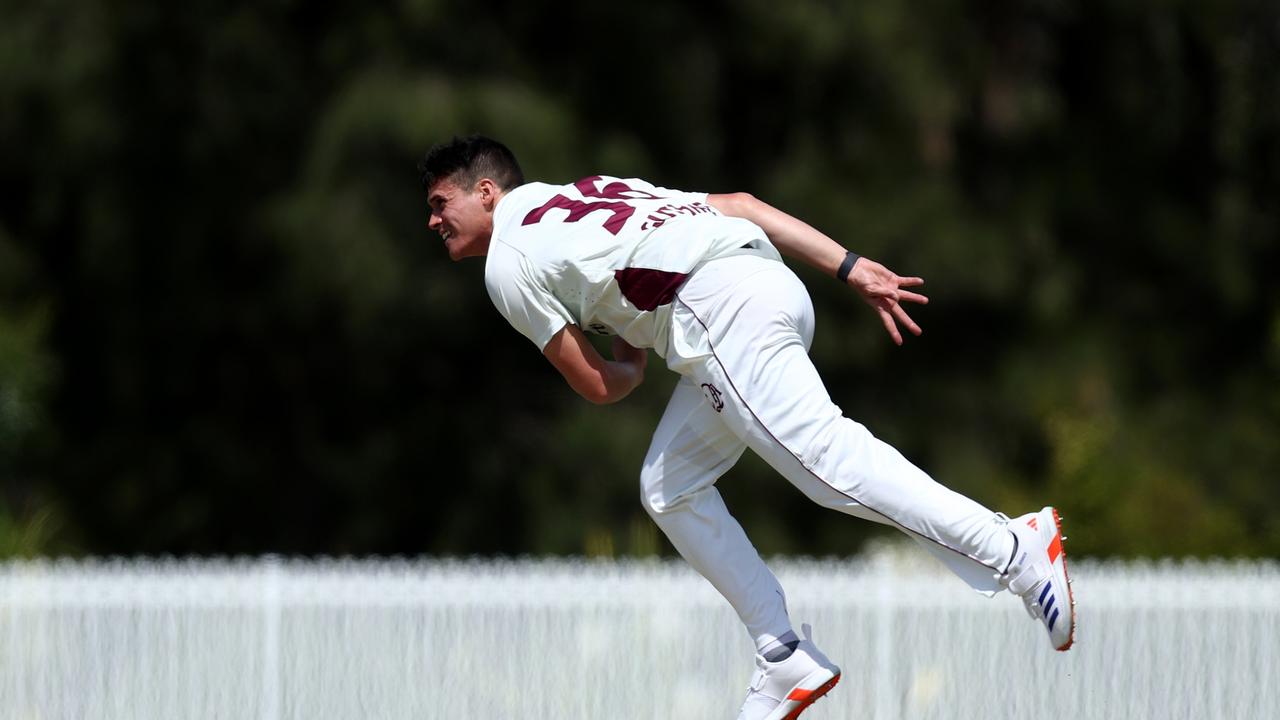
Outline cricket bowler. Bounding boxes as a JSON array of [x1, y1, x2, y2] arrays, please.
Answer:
[[421, 135, 1075, 720]]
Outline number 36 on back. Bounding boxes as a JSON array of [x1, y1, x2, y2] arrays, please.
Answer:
[[521, 176, 663, 235]]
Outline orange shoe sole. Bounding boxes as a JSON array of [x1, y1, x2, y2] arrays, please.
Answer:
[[782, 673, 841, 720], [1051, 508, 1076, 652]]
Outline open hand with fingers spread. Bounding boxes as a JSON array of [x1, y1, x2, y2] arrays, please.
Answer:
[[845, 258, 929, 345]]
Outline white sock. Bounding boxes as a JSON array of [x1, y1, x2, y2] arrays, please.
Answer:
[[759, 630, 800, 662]]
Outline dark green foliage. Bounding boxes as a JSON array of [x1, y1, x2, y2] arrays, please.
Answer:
[[1, 0, 1276, 558]]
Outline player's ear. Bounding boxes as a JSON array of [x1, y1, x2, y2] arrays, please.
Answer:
[[477, 178, 499, 209]]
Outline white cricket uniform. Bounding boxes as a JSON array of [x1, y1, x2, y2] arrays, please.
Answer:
[[487, 176, 1014, 650]]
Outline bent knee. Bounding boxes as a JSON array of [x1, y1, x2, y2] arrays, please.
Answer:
[[639, 453, 738, 519], [638, 479, 697, 521], [640, 493, 677, 523], [638, 467, 666, 517]]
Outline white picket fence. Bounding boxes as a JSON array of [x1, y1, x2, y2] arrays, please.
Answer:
[[2, 552, 1278, 720]]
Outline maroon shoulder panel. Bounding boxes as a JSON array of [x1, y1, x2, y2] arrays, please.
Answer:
[[614, 268, 689, 312]]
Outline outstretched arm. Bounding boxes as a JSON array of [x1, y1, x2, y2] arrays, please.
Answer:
[[543, 325, 647, 404], [707, 192, 929, 345]]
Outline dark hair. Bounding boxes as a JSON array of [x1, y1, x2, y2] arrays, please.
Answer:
[[418, 135, 524, 192]]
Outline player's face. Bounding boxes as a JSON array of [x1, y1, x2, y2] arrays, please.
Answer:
[[427, 176, 495, 261]]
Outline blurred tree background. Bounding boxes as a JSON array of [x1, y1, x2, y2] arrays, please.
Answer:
[[1, 0, 1276, 559]]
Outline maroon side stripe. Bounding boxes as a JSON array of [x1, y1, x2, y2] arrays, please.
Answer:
[[616, 268, 689, 312]]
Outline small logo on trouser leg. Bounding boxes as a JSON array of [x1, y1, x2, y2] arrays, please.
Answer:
[[700, 382, 725, 412]]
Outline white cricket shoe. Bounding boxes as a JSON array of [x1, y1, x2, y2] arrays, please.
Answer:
[[1001, 506, 1076, 651], [736, 624, 841, 720]]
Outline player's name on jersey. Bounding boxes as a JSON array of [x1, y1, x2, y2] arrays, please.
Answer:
[[639, 200, 717, 231]]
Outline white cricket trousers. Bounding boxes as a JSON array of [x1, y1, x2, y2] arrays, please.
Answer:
[[641, 254, 1013, 650]]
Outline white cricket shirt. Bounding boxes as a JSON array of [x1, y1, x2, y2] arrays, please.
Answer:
[[485, 176, 781, 358]]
